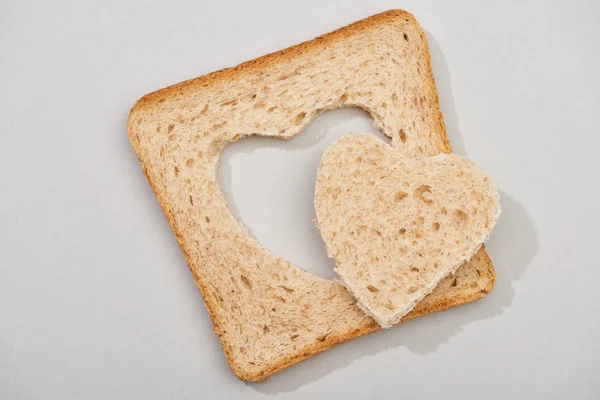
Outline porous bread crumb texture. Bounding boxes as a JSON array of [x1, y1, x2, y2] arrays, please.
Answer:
[[126, 10, 497, 381], [315, 134, 500, 328]]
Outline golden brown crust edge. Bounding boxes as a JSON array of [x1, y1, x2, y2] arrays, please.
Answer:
[[130, 10, 415, 116], [127, 9, 496, 382]]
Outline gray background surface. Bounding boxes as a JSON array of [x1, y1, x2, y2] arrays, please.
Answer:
[[1, 0, 599, 399]]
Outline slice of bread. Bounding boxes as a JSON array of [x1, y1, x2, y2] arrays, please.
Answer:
[[315, 134, 500, 328], [127, 9, 497, 381]]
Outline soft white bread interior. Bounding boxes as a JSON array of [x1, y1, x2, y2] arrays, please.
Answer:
[[315, 134, 500, 328]]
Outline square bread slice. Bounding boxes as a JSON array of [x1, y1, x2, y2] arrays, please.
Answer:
[[127, 9, 496, 381]]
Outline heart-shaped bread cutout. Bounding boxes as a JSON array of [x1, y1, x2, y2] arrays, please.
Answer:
[[315, 134, 500, 328]]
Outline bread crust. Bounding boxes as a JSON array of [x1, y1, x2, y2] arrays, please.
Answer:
[[127, 9, 496, 381]]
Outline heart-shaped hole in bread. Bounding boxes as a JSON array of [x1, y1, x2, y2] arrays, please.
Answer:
[[219, 108, 387, 279], [315, 133, 500, 328]]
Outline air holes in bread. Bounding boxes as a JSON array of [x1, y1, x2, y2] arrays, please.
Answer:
[[453, 209, 469, 227], [279, 285, 294, 293], [211, 121, 227, 130], [295, 112, 306, 125], [367, 285, 379, 292], [394, 191, 408, 202], [414, 185, 433, 203], [221, 99, 238, 106], [316, 333, 330, 342], [399, 129, 407, 142], [240, 275, 252, 289]]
